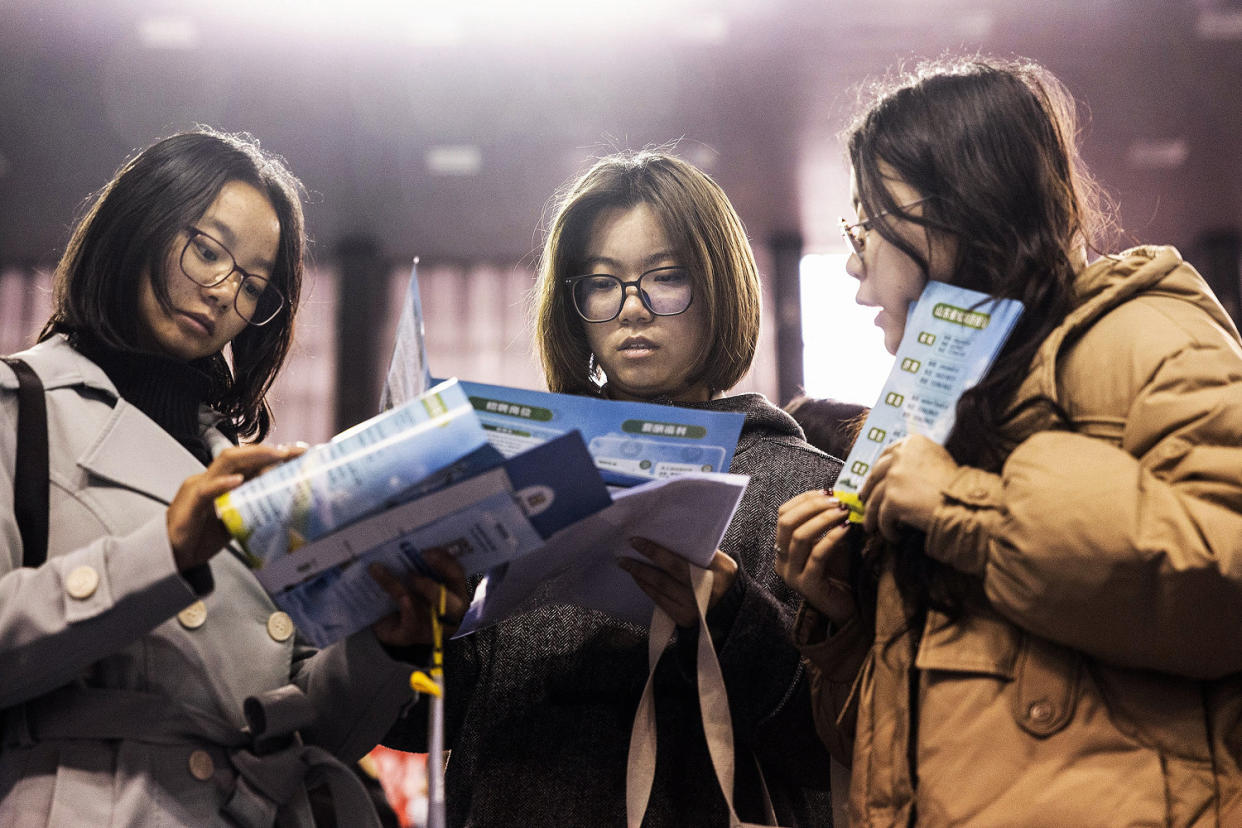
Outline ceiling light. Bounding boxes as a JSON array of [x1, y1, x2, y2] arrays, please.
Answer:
[[677, 12, 728, 44], [137, 16, 200, 49], [1126, 138, 1189, 170], [1196, 8, 1242, 39], [425, 145, 483, 176]]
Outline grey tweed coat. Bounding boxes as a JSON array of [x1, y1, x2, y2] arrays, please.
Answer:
[[388, 392, 843, 827]]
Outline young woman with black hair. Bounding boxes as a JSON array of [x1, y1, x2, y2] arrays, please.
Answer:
[[776, 58, 1242, 824], [0, 130, 455, 826]]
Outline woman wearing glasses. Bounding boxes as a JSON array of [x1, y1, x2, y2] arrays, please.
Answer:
[[0, 130, 440, 826], [776, 57, 1242, 823], [388, 151, 841, 826]]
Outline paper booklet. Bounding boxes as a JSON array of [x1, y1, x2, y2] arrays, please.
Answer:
[[453, 379, 745, 488], [832, 281, 1024, 521]]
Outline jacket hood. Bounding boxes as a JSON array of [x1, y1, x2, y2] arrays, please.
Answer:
[[1021, 245, 1241, 409]]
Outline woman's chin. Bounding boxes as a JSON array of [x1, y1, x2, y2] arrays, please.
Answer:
[[881, 333, 901, 355]]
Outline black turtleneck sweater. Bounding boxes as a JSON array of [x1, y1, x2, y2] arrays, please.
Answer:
[[70, 333, 218, 466]]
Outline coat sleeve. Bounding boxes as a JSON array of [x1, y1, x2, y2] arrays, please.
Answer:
[[925, 299, 1242, 679], [290, 631, 418, 761], [792, 604, 871, 766]]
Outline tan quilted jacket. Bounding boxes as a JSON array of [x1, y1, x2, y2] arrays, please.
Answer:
[[797, 246, 1242, 826]]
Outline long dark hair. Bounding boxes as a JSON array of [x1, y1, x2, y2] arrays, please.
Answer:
[[40, 129, 306, 441], [847, 57, 1113, 617]]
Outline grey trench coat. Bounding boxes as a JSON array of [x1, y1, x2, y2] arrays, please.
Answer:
[[0, 335, 414, 826]]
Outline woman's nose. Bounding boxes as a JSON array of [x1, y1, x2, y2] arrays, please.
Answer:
[[844, 250, 864, 282], [616, 285, 652, 323], [203, 270, 242, 306]]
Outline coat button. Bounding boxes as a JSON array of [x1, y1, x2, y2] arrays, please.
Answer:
[[188, 749, 215, 781], [267, 611, 295, 642], [177, 600, 208, 630], [65, 566, 99, 600], [1028, 701, 1055, 723]]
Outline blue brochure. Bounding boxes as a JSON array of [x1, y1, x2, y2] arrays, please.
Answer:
[[833, 281, 1024, 521], [452, 379, 746, 487], [216, 378, 488, 565], [259, 431, 612, 647]]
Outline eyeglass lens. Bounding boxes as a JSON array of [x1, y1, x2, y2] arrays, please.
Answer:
[[572, 267, 692, 322], [181, 232, 284, 325]]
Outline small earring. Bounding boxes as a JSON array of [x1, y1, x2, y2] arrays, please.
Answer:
[[588, 353, 604, 388]]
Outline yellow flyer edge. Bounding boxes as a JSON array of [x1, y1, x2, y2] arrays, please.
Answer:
[[832, 489, 865, 524], [214, 493, 248, 539]]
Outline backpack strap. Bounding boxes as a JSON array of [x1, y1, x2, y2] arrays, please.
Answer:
[[1, 357, 49, 568]]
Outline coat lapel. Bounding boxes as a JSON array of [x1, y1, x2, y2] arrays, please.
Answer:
[[77, 399, 204, 505]]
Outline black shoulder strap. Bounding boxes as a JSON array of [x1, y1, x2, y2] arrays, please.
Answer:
[[1, 357, 49, 568]]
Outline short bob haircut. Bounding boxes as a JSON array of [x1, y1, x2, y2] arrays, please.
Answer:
[[534, 151, 760, 397], [41, 129, 306, 441]]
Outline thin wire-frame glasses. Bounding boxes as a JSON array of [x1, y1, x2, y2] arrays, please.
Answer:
[[565, 266, 693, 323], [179, 228, 285, 326], [839, 197, 935, 255]]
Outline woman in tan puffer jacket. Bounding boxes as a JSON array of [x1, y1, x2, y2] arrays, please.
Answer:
[[776, 56, 1242, 826]]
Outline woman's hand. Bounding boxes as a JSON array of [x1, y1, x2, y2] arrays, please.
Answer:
[[859, 435, 958, 540], [166, 443, 306, 573], [369, 547, 470, 648], [775, 490, 855, 625], [619, 538, 737, 628]]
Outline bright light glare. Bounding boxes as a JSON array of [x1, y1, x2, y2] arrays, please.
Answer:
[[215, 0, 712, 42], [137, 16, 200, 49], [799, 253, 892, 407]]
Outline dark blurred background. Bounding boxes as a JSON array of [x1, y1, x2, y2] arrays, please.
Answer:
[[3, 0, 1240, 442]]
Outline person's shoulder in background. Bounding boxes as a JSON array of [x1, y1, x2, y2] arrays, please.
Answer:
[[783, 395, 869, 462]]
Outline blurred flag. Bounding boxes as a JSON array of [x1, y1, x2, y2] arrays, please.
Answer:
[[380, 259, 433, 411]]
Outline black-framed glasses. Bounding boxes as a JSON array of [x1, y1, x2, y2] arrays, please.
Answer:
[[179, 228, 285, 326], [564, 266, 693, 323], [839, 197, 934, 255]]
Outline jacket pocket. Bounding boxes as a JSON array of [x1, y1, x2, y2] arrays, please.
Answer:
[[917, 620, 1081, 737], [1011, 633, 1081, 737], [915, 607, 1022, 679]]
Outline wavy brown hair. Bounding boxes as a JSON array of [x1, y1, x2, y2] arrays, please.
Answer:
[[534, 151, 761, 397], [846, 57, 1114, 617], [40, 129, 306, 441]]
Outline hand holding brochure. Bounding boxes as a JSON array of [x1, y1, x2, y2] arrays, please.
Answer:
[[833, 281, 1024, 521], [213, 378, 614, 647], [456, 471, 749, 635], [216, 379, 487, 565], [262, 432, 611, 646]]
